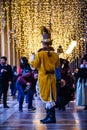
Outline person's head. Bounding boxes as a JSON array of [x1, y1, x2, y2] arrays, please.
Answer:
[[57, 45, 63, 54], [74, 68, 79, 73], [83, 59, 87, 65], [41, 26, 52, 47], [20, 56, 28, 68], [81, 58, 87, 65], [0, 56, 7, 65]]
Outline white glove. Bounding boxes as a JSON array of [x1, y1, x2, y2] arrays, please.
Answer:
[[30, 53, 35, 62], [30, 65, 35, 70]]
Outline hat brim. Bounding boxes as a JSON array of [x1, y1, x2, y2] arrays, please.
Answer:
[[41, 39, 53, 43]]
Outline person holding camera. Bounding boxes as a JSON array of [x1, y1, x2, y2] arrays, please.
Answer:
[[0, 56, 12, 108]]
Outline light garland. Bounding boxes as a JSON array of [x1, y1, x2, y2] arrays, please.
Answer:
[[66, 40, 77, 54], [4, 0, 86, 62]]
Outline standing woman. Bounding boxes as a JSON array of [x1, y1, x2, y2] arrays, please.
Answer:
[[19, 57, 32, 75], [30, 27, 60, 123], [76, 56, 87, 110]]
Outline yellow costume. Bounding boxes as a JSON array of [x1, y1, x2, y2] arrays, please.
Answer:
[[30, 26, 60, 123], [31, 50, 60, 102]]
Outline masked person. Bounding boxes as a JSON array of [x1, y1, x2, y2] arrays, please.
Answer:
[[30, 27, 60, 123]]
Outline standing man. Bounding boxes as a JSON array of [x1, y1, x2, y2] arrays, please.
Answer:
[[0, 56, 12, 108], [30, 27, 60, 123]]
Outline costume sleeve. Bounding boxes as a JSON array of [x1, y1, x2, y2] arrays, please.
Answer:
[[30, 53, 41, 69]]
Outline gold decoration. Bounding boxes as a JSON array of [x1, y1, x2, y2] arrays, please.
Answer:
[[4, 0, 86, 62]]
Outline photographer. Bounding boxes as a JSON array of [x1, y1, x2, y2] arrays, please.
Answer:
[[0, 56, 12, 108]]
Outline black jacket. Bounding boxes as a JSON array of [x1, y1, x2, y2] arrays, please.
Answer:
[[0, 64, 12, 82], [77, 67, 87, 83]]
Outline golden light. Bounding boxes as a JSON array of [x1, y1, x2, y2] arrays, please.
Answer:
[[66, 40, 77, 55], [2, 0, 86, 62]]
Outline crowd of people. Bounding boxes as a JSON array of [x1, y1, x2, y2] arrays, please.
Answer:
[[0, 26, 87, 124], [0, 56, 38, 112]]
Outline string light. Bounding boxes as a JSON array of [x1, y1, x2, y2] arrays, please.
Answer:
[[4, 0, 86, 62], [66, 40, 77, 54]]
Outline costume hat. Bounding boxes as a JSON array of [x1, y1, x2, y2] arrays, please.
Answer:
[[41, 26, 52, 43]]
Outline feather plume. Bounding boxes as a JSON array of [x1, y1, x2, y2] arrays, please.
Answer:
[[41, 26, 49, 34]]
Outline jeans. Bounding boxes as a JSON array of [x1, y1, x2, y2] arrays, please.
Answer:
[[16, 81, 34, 109]]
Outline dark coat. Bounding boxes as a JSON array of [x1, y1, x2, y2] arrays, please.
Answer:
[[77, 67, 87, 83], [0, 64, 12, 92]]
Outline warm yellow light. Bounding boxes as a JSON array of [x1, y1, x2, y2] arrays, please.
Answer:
[[4, 0, 85, 62], [66, 40, 77, 54]]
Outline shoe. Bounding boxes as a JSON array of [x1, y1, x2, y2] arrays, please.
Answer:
[[40, 107, 56, 124], [0, 99, 1, 104], [84, 106, 87, 110], [4, 105, 10, 108], [28, 106, 36, 111], [40, 116, 56, 124], [54, 104, 59, 108], [19, 109, 23, 112], [58, 106, 61, 110], [19, 108, 23, 112], [40, 109, 49, 122], [61, 106, 66, 111]]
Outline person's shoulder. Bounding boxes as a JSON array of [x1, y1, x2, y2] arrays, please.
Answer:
[[38, 48, 43, 52], [49, 46, 55, 51], [7, 64, 12, 68], [79, 64, 87, 69], [52, 51, 59, 56], [80, 64, 84, 68], [7, 64, 11, 66], [37, 49, 45, 55]]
